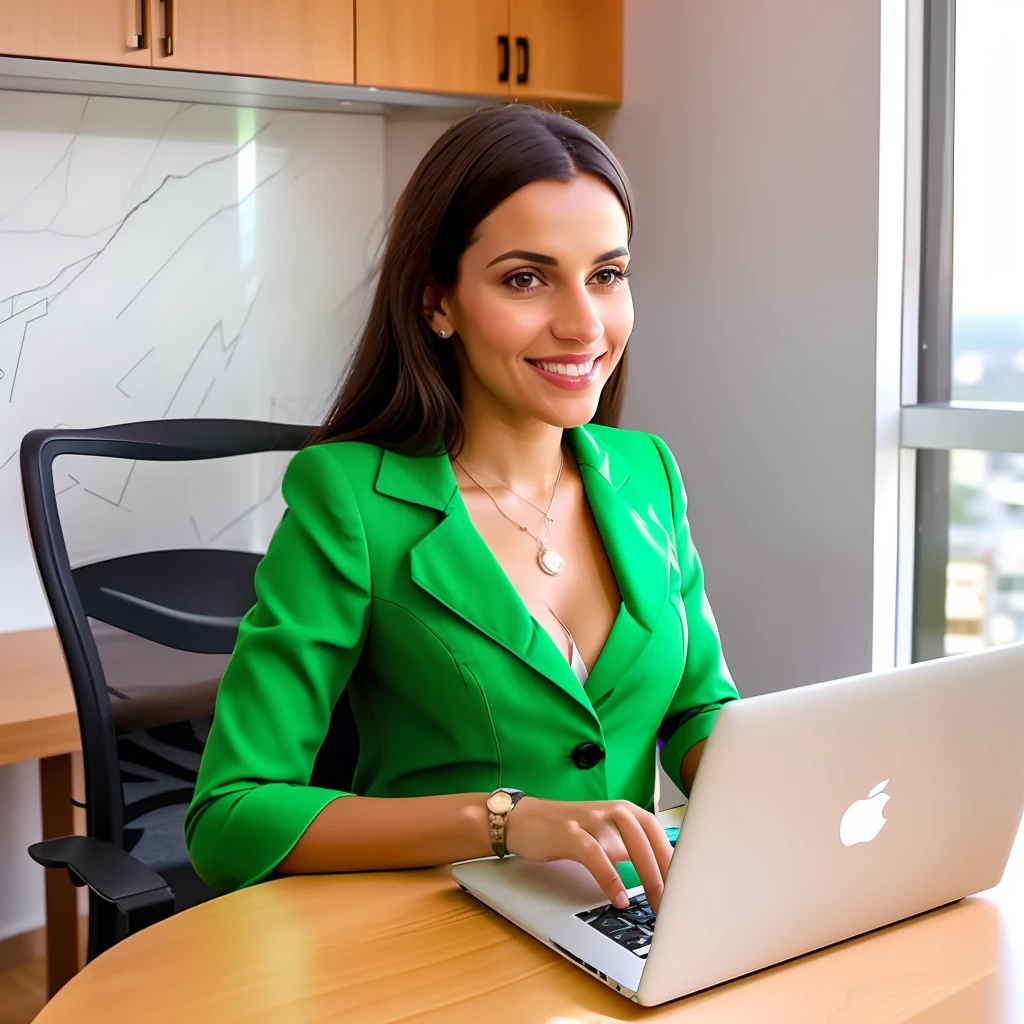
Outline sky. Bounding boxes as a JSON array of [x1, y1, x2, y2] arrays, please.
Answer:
[[951, 0, 1024, 322]]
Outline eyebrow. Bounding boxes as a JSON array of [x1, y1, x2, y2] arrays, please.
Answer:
[[485, 246, 629, 268]]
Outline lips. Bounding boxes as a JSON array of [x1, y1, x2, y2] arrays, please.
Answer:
[[525, 352, 606, 391]]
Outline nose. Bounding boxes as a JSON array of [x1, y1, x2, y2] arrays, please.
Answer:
[[550, 283, 604, 347]]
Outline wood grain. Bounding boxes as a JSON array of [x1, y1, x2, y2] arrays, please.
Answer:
[[509, 0, 623, 105], [355, 0, 509, 97], [0, 628, 78, 767], [0, 916, 87, 1024], [35, 832, 1024, 1022], [0, 629, 85, 1000], [148, 0, 354, 83], [0, 0, 152, 66], [39, 754, 80, 999]]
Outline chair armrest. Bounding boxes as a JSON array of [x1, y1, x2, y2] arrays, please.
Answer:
[[29, 835, 176, 934]]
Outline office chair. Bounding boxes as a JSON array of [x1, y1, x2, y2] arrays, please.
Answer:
[[19, 418, 361, 962]]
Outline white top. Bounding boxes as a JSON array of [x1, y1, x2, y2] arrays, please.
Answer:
[[535, 596, 590, 686], [568, 635, 590, 685]]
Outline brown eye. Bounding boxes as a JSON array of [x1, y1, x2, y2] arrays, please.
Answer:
[[508, 272, 541, 291], [592, 267, 624, 287]]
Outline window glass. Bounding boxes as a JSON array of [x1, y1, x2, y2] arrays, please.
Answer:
[[950, 1, 1024, 402], [944, 449, 1024, 654]]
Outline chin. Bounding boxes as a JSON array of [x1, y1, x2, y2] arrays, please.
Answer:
[[534, 399, 604, 430]]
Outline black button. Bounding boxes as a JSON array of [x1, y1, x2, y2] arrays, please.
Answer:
[[571, 742, 605, 770]]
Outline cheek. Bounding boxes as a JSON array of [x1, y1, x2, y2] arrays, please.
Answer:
[[457, 286, 539, 362], [602, 291, 635, 346]]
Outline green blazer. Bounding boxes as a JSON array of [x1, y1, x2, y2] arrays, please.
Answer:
[[185, 425, 740, 893]]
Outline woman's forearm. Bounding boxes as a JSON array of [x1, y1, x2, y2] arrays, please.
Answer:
[[275, 740, 709, 879], [274, 792, 494, 876]]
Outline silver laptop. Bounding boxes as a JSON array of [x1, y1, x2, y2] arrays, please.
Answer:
[[451, 641, 1024, 1005]]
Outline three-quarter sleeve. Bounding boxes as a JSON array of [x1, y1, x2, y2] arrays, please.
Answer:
[[185, 443, 371, 892], [651, 434, 740, 797]]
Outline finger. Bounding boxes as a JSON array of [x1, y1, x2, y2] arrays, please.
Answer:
[[575, 829, 629, 909], [635, 810, 675, 883], [611, 808, 665, 914]]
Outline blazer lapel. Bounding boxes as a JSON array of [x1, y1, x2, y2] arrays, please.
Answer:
[[568, 427, 672, 707], [375, 431, 674, 713], [377, 447, 594, 712]]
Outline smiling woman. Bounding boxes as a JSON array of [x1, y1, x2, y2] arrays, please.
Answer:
[[306, 105, 634, 456], [440, 177, 633, 427], [184, 105, 740, 915]]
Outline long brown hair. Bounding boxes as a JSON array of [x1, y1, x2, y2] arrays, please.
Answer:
[[306, 104, 634, 455]]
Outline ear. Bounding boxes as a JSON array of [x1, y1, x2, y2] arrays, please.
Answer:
[[421, 281, 454, 338]]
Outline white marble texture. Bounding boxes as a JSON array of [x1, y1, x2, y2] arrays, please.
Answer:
[[0, 92, 384, 631]]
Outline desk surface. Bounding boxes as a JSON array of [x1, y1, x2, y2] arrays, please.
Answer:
[[36, 829, 1024, 1023], [0, 627, 78, 765]]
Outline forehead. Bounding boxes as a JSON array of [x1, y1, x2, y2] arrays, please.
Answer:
[[468, 174, 628, 260]]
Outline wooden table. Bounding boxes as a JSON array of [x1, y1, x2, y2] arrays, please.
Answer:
[[36, 826, 1024, 1022], [0, 627, 82, 999]]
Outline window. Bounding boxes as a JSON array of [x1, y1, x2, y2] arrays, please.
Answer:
[[949, 1, 1024, 404], [944, 450, 1024, 654], [907, 0, 1024, 661]]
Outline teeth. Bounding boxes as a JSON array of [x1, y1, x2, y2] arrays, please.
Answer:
[[536, 359, 596, 377]]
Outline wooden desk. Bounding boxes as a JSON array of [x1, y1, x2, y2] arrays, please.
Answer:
[[0, 628, 78, 765], [0, 627, 82, 999], [36, 828, 1024, 1022]]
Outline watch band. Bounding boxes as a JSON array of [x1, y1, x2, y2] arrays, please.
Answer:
[[486, 788, 526, 858]]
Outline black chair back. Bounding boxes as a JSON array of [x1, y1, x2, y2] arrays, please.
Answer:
[[20, 418, 359, 957]]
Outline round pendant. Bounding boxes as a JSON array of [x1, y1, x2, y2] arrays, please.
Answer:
[[539, 546, 565, 576]]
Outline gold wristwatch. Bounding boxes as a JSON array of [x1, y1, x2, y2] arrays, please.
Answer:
[[486, 788, 526, 858]]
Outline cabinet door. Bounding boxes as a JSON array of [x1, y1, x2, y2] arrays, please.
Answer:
[[356, 0, 509, 97], [147, 0, 354, 83], [0, 0, 152, 66], [509, 0, 622, 104]]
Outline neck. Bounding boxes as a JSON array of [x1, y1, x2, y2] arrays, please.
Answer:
[[458, 405, 566, 496]]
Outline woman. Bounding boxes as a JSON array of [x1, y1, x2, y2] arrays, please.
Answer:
[[185, 104, 739, 915]]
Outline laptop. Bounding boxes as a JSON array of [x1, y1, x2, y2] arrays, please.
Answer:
[[451, 641, 1024, 1005]]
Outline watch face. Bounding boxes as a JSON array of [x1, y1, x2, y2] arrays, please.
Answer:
[[488, 790, 514, 814]]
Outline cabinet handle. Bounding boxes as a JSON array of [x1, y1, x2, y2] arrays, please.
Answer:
[[515, 37, 529, 85], [162, 0, 175, 57], [130, 0, 150, 49], [498, 35, 510, 83]]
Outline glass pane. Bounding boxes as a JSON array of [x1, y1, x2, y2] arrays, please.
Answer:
[[941, 449, 1024, 655], [950, 2, 1024, 401]]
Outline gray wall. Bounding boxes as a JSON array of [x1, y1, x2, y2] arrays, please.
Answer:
[[609, 0, 882, 697], [384, 117, 461, 212]]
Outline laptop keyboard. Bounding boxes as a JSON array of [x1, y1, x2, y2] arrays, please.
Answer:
[[574, 824, 679, 958], [576, 894, 656, 957]]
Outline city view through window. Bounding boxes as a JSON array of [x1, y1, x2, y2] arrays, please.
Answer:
[[943, 1, 1024, 654]]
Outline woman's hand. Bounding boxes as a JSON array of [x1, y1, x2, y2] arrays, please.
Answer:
[[504, 798, 674, 913]]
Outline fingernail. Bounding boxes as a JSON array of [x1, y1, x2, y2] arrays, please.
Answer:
[[614, 893, 628, 909]]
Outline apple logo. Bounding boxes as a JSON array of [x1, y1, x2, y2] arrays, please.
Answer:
[[839, 780, 891, 847]]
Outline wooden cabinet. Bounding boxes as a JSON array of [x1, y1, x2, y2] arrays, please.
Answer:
[[355, 0, 621, 104], [355, 0, 508, 97], [508, 0, 622, 104], [146, 0, 354, 83], [0, 0, 621, 104], [0, 0, 152, 66]]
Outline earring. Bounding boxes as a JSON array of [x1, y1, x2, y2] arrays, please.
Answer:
[[437, 330, 446, 338]]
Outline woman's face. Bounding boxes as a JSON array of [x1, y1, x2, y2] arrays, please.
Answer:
[[432, 173, 633, 431]]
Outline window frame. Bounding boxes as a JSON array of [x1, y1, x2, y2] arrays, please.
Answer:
[[903, 0, 1024, 661]]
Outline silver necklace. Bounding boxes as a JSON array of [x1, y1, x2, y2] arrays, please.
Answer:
[[455, 452, 566, 576], [457, 453, 553, 519]]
